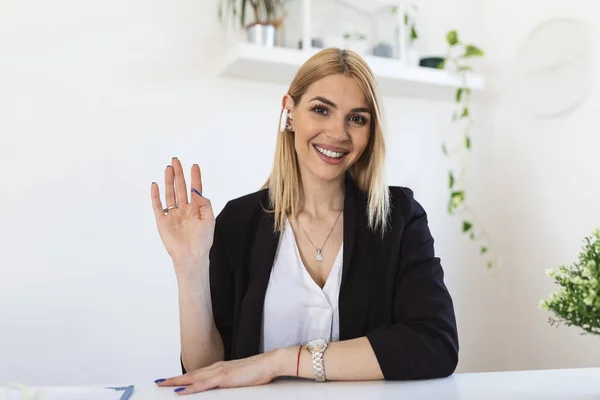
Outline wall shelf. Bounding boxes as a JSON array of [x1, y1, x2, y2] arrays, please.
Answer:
[[216, 42, 486, 101]]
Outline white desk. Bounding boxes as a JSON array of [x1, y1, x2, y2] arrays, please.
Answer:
[[6, 368, 600, 399]]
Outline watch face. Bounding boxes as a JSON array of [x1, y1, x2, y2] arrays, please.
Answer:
[[307, 339, 328, 352]]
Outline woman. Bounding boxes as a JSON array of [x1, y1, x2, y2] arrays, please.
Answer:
[[150, 48, 458, 395]]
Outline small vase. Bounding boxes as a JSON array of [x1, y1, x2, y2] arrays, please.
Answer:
[[246, 23, 277, 47]]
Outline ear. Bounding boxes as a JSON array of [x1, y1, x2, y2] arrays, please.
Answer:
[[281, 94, 295, 113]]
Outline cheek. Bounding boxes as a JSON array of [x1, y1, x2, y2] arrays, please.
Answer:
[[295, 116, 321, 142], [353, 130, 371, 153]]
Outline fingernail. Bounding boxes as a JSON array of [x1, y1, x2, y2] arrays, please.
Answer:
[[167, 165, 172, 168], [154, 379, 166, 384], [174, 387, 185, 393], [192, 188, 202, 197], [172, 157, 178, 160]]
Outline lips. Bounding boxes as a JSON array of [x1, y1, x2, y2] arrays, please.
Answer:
[[313, 144, 348, 165], [313, 144, 348, 159]]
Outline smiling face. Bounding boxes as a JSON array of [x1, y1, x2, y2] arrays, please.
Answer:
[[284, 74, 372, 184]]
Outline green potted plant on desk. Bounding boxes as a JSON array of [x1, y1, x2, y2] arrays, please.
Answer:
[[541, 228, 600, 336], [218, 0, 285, 47]]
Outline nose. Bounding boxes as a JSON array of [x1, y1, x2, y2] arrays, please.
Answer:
[[325, 116, 349, 142]]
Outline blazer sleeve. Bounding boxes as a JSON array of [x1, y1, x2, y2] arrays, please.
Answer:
[[180, 205, 236, 374], [365, 188, 459, 380]]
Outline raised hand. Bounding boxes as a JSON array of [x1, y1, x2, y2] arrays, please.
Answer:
[[151, 158, 215, 276]]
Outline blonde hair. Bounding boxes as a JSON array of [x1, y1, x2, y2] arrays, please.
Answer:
[[262, 48, 390, 237]]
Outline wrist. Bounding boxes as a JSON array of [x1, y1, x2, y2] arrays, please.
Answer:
[[271, 346, 299, 378], [173, 257, 209, 280]]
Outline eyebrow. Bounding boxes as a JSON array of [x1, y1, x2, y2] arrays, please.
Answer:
[[309, 96, 371, 114]]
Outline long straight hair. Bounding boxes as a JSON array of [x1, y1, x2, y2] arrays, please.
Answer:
[[262, 48, 390, 237]]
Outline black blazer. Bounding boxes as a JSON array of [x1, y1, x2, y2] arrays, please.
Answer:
[[182, 173, 459, 380]]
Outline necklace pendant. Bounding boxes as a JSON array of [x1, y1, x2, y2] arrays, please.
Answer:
[[315, 249, 324, 262]]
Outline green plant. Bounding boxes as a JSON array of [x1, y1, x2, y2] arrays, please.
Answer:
[[391, 5, 418, 43], [218, 0, 284, 29], [437, 30, 494, 267], [540, 229, 600, 336]]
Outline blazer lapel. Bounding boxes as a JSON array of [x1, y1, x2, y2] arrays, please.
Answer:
[[339, 173, 373, 340], [341, 172, 358, 287], [234, 191, 280, 359]]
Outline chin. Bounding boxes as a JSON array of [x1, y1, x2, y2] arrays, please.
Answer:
[[308, 162, 350, 183]]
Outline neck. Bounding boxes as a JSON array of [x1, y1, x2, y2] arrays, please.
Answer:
[[298, 172, 345, 218]]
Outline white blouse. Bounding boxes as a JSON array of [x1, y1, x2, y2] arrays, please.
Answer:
[[259, 219, 343, 353]]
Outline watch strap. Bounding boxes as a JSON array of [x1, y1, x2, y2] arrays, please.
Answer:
[[311, 348, 326, 382]]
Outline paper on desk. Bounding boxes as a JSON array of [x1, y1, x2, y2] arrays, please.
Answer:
[[3, 386, 127, 400]]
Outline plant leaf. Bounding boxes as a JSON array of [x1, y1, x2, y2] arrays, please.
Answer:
[[487, 260, 493, 268], [411, 26, 418, 41], [461, 107, 469, 118], [240, 0, 246, 27], [481, 246, 488, 254], [404, 13, 409, 24], [456, 88, 463, 103], [458, 65, 473, 72], [449, 190, 465, 211], [449, 171, 455, 189], [463, 221, 473, 232], [442, 142, 448, 155], [464, 44, 484, 57], [446, 30, 459, 46], [465, 136, 471, 149]]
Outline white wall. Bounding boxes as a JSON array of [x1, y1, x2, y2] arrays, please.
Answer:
[[477, 0, 600, 371], [3, 0, 595, 387]]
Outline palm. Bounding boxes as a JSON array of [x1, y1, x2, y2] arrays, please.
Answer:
[[151, 159, 215, 269]]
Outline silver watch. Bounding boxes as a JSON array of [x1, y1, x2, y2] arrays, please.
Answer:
[[305, 339, 328, 382]]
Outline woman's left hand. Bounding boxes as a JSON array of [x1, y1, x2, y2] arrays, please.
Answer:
[[155, 350, 288, 395]]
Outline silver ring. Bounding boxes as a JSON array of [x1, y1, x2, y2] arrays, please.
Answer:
[[163, 205, 177, 214]]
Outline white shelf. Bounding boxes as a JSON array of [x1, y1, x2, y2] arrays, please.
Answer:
[[336, 0, 416, 14], [216, 42, 486, 101]]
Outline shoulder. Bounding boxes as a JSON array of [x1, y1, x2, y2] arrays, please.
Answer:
[[388, 186, 425, 216], [386, 186, 430, 231]]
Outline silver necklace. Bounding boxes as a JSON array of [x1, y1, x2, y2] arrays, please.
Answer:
[[297, 209, 343, 262]]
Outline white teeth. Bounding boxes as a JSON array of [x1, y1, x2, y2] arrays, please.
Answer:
[[315, 145, 345, 159]]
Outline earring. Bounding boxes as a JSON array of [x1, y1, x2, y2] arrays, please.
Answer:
[[279, 109, 289, 133]]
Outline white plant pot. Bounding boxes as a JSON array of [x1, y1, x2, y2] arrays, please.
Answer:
[[246, 24, 277, 47]]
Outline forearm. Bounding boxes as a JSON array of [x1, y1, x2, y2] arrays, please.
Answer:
[[176, 258, 224, 373], [274, 337, 383, 381]]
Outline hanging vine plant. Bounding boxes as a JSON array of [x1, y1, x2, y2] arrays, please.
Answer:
[[438, 30, 497, 268]]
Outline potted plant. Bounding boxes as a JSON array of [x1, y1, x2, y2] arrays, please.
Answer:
[[218, 0, 285, 47], [540, 228, 600, 336]]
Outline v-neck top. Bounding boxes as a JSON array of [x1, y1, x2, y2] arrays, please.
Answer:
[[259, 219, 344, 353]]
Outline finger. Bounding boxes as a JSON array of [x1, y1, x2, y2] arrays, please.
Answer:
[[164, 164, 176, 208], [171, 157, 188, 206], [190, 164, 203, 197], [175, 376, 221, 395], [150, 182, 164, 219], [155, 374, 194, 387]]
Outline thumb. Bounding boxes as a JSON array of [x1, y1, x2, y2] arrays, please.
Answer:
[[191, 188, 214, 218]]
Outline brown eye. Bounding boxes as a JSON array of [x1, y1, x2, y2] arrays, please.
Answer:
[[349, 115, 367, 125]]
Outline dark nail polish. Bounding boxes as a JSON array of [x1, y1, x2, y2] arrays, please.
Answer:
[[192, 188, 202, 197], [154, 379, 166, 384], [172, 157, 178, 160], [167, 165, 172, 168], [174, 387, 185, 393]]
